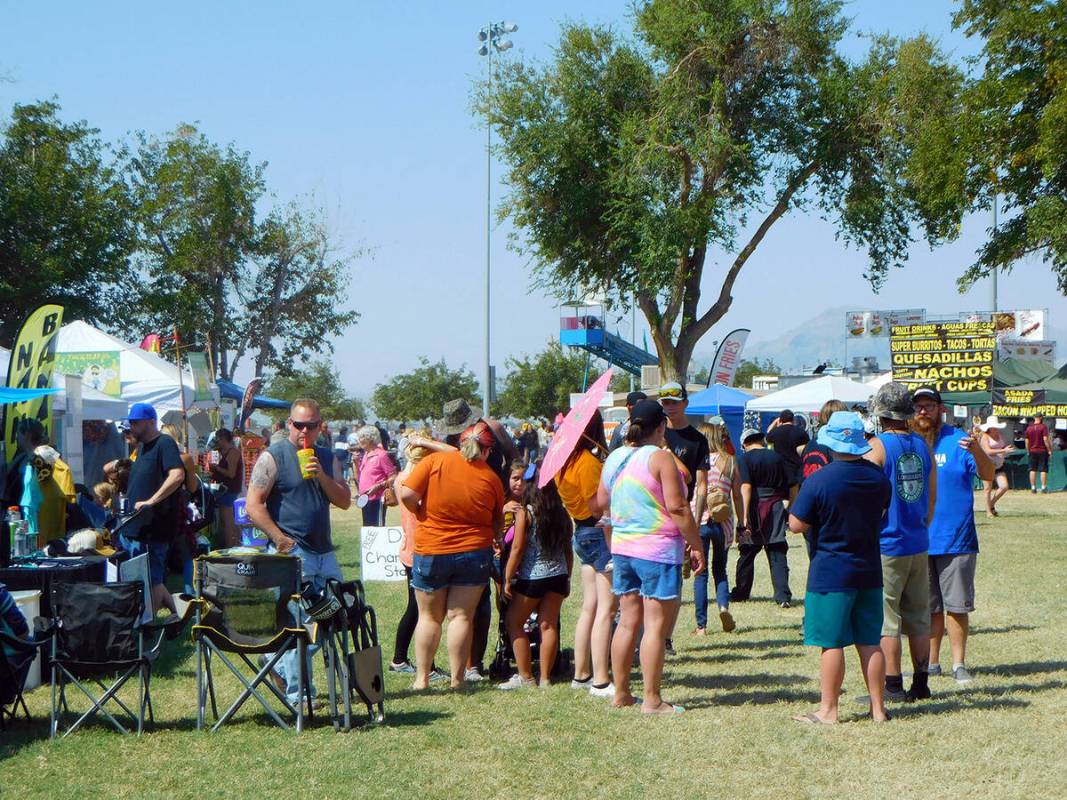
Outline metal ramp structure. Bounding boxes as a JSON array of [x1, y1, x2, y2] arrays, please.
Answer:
[[559, 303, 658, 376]]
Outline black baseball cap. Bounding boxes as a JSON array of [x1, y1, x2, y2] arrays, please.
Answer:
[[912, 386, 942, 404], [625, 391, 647, 407], [630, 398, 667, 427]]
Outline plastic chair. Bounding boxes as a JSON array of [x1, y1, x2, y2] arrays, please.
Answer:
[[191, 553, 311, 732]]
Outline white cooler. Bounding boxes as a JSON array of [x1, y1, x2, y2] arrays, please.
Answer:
[[10, 589, 42, 690]]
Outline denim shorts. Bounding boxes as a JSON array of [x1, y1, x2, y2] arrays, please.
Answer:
[[411, 547, 493, 593], [119, 535, 169, 587], [612, 554, 682, 601], [573, 526, 611, 573]]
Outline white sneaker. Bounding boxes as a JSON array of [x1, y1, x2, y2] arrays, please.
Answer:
[[570, 676, 593, 689], [464, 667, 485, 682], [589, 683, 615, 698], [498, 673, 536, 690]]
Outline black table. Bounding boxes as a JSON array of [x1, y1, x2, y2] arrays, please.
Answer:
[[0, 558, 108, 618]]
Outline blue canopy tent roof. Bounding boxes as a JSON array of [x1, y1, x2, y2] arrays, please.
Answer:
[[215, 380, 290, 410], [686, 384, 754, 452]]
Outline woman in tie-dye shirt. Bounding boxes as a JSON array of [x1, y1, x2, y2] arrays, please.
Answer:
[[596, 399, 704, 714]]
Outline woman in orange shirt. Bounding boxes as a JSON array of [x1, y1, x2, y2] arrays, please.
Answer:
[[554, 411, 613, 695], [400, 422, 505, 690]]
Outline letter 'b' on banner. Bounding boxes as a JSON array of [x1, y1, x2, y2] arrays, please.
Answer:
[[4, 304, 65, 462]]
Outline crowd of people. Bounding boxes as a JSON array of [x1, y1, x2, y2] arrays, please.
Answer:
[[0, 375, 1048, 723]]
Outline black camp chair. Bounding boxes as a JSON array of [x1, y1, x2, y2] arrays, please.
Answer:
[[192, 554, 311, 733], [0, 625, 53, 730], [42, 581, 168, 738]]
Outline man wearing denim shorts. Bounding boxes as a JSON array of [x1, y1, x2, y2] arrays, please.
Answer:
[[789, 411, 892, 724], [122, 402, 186, 616], [246, 398, 352, 708], [864, 382, 936, 702], [913, 387, 993, 684]]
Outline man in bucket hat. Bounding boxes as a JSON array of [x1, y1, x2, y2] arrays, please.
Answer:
[[864, 382, 936, 702], [788, 411, 892, 724]]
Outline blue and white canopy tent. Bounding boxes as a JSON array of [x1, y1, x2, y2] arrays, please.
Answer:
[[686, 383, 754, 452]]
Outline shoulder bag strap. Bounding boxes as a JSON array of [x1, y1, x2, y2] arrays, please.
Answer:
[[607, 447, 641, 493]]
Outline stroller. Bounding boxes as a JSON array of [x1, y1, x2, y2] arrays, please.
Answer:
[[487, 592, 572, 683]]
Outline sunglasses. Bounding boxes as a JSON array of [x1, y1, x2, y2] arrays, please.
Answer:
[[290, 419, 322, 431], [914, 403, 939, 413]]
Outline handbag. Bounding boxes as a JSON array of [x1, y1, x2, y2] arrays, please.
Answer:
[[382, 484, 399, 508], [707, 454, 733, 523]]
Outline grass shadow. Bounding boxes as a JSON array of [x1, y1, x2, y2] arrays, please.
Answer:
[[706, 687, 823, 707], [674, 671, 810, 692], [889, 695, 1031, 718], [670, 650, 795, 666], [685, 637, 802, 652], [970, 625, 1038, 635], [977, 660, 1067, 677]]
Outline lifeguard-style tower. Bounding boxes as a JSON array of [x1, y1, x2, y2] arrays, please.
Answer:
[[559, 301, 658, 376]]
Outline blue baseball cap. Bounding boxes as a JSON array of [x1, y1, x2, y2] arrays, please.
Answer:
[[816, 411, 870, 456], [125, 402, 157, 422]]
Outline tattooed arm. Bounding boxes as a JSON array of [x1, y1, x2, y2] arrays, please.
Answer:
[[244, 451, 294, 553]]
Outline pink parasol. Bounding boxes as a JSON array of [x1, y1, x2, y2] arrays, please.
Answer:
[[538, 367, 613, 488]]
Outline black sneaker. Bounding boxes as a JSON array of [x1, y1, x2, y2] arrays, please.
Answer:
[[906, 684, 932, 702]]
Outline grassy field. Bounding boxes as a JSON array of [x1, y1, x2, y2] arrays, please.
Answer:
[[3, 491, 1066, 800]]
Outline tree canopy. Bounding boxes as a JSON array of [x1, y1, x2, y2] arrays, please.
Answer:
[[484, 0, 965, 379], [953, 0, 1067, 291], [0, 100, 133, 344], [371, 358, 481, 423], [124, 125, 359, 380], [264, 360, 365, 422], [496, 340, 591, 419]]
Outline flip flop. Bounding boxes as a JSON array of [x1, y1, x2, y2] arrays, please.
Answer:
[[792, 712, 836, 725], [643, 702, 684, 715]]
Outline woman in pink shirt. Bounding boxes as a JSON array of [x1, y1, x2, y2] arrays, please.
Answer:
[[355, 425, 397, 526]]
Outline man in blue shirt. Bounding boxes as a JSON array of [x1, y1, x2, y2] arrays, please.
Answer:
[[911, 387, 994, 684], [789, 412, 892, 724], [865, 382, 937, 702]]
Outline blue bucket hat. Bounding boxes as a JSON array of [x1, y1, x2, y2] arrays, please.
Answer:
[[816, 411, 870, 456]]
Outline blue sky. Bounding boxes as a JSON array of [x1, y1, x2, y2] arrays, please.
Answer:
[[3, 1, 1064, 398]]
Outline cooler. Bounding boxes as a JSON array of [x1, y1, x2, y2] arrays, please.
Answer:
[[11, 589, 42, 690]]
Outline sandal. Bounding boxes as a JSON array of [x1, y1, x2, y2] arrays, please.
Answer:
[[643, 701, 684, 714], [792, 712, 836, 725]]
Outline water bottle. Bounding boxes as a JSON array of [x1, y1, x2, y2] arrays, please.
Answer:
[[118, 492, 130, 515], [8, 507, 22, 557], [23, 520, 36, 555], [14, 519, 27, 558]]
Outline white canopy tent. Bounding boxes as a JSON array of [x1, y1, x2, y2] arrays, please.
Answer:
[[56, 320, 218, 414], [866, 372, 893, 390], [745, 375, 874, 414]]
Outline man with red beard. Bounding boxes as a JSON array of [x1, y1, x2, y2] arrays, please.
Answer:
[[910, 387, 993, 685]]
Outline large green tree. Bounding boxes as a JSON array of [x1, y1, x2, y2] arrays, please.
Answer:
[[954, 0, 1067, 290], [372, 358, 481, 423], [0, 101, 133, 343], [264, 360, 365, 422], [484, 0, 965, 379], [497, 340, 590, 419], [125, 125, 357, 380]]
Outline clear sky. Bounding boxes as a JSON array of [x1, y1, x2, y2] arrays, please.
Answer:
[[3, 1, 1064, 399]]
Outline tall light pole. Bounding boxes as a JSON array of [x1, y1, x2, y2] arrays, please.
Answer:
[[477, 21, 517, 417]]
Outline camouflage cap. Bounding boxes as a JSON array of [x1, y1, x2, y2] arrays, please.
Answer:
[[870, 381, 914, 421]]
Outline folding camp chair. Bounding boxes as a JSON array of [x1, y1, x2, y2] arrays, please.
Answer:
[[42, 580, 168, 738], [306, 578, 384, 730], [0, 626, 53, 730], [192, 553, 311, 733]]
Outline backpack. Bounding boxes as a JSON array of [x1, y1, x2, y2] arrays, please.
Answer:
[[707, 455, 734, 523]]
